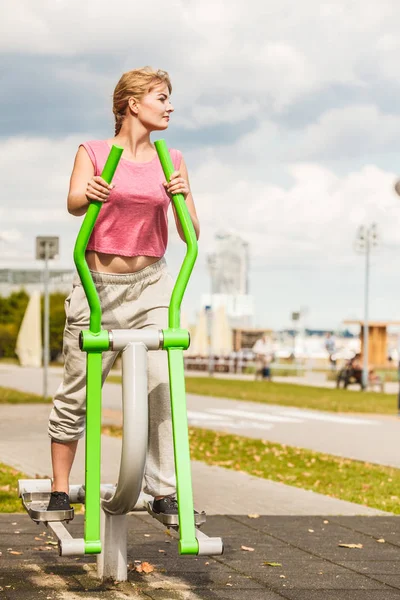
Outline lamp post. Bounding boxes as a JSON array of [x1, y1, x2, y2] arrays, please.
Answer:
[[394, 180, 400, 414], [36, 236, 59, 398], [354, 224, 378, 390], [205, 304, 214, 377]]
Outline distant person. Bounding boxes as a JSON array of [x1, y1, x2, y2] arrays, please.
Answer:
[[324, 332, 336, 370], [252, 334, 273, 381]]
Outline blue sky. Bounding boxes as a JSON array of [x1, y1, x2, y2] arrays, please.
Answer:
[[1, 0, 400, 330]]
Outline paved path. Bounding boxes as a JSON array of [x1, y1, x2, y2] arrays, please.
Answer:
[[0, 403, 385, 517], [2, 514, 400, 599], [1, 364, 400, 468]]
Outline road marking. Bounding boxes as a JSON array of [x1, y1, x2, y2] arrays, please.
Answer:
[[281, 409, 380, 426], [187, 411, 274, 430], [209, 408, 303, 424]]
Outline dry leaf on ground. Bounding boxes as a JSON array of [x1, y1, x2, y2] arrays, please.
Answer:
[[135, 562, 155, 574], [241, 545, 255, 552], [377, 539, 385, 543], [338, 543, 363, 549], [9, 551, 23, 555], [247, 514, 260, 519], [264, 562, 282, 567]]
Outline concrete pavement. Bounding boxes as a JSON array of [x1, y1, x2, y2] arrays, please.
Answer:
[[2, 514, 400, 599], [1, 364, 400, 599], [1, 364, 400, 468]]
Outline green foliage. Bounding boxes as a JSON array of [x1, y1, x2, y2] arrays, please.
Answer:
[[0, 289, 29, 327], [0, 386, 51, 403], [184, 377, 397, 415], [0, 291, 29, 358], [0, 289, 67, 361], [0, 463, 26, 512]]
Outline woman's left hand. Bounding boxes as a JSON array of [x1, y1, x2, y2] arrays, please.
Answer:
[[163, 170, 190, 200]]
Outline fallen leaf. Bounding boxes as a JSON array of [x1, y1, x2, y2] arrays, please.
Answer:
[[226, 583, 233, 586], [264, 562, 282, 567], [248, 514, 260, 519], [338, 543, 363, 549], [34, 537, 42, 541], [377, 539, 385, 543], [135, 562, 155, 574], [9, 551, 23, 555], [158, 549, 166, 553], [323, 520, 329, 524], [280, 575, 286, 579], [46, 541, 58, 546], [241, 545, 254, 552], [144, 534, 151, 538], [308, 529, 314, 533]]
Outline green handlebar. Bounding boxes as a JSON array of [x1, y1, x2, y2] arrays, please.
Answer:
[[73, 145, 123, 333], [154, 140, 198, 329]]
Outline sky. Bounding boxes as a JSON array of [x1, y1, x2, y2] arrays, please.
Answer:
[[1, 0, 400, 331]]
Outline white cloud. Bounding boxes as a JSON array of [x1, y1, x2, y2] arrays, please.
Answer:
[[4, 0, 400, 126], [2, 0, 400, 328], [291, 105, 400, 160]]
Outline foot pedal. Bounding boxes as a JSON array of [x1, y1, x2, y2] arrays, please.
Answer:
[[145, 500, 206, 528], [21, 492, 74, 523]]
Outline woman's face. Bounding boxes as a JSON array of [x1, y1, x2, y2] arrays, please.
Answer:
[[133, 82, 174, 131]]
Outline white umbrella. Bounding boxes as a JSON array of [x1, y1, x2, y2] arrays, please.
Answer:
[[211, 305, 232, 356], [15, 290, 42, 367]]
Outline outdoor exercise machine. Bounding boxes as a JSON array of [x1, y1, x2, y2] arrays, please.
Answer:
[[19, 140, 224, 580]]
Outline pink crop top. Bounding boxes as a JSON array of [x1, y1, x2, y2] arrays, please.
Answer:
[[81, 140, 182, 257]]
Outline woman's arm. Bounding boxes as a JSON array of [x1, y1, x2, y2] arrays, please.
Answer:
[[167, 157, 200, 242], [67, 146, 113, 217]]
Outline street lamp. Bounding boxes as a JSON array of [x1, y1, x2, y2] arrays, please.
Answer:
[[354, 224, 378, 390], [394, 181, 400, 414], [36, 236, 59, 398]]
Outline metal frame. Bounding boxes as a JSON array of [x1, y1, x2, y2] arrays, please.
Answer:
[[19, 141, 223, 581]]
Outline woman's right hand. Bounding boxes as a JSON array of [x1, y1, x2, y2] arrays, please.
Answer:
[[86, 176, 114, 203]]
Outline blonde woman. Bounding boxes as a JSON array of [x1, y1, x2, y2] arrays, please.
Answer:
[[47, 67, 200, 516]]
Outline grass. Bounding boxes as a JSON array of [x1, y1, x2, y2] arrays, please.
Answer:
[[107, 374, 397, 415], [0, 386, 51, 404], [0, 463, 27, 512], [103, 424, 400, 514], [184, 377, 398, 415]]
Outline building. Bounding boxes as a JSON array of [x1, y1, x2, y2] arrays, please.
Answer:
[[207, 230, 249, 294], [0, 268, 74, 296], [202, 231, 254, 328]]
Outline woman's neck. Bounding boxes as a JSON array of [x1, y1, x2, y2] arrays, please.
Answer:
[[113, 122, 154, 159]]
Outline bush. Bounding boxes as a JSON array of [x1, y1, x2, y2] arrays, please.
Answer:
[[0, 289, 67, 361], [0, 323, 18, 358]]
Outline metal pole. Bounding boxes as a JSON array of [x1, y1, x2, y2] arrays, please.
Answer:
[[205, 306, 213, 377], [362, 233, 370, 390], [43, 242, 49, 399], [398, 357, 400, 417]]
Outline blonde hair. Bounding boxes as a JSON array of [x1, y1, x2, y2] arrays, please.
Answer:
[[113, 67, 172, 135]]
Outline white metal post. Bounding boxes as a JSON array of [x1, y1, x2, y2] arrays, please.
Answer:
[[362, 236, 370, 390], [43, 241, 49, 399]]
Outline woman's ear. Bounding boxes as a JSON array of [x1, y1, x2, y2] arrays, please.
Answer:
[[128, 97, 139, 115]]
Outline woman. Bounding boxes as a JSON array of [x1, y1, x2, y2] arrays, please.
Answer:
[[47, 67, 200, 516]]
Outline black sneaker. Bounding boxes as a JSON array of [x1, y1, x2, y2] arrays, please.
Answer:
[[47, 491, 72, 512], [152, 496, 199, 516], [152, 495, 179, 515]]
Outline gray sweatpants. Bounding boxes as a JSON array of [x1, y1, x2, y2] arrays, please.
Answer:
[[48, 257, 176, 497]]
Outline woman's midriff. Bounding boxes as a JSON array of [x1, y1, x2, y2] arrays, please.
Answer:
[[86, 250, 161, 274]]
